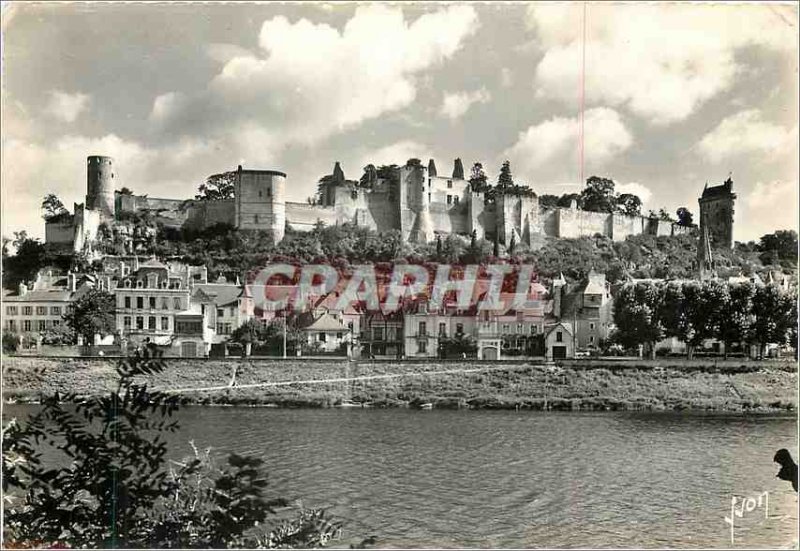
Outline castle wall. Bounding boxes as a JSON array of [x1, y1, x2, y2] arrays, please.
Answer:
[[73, 204, 101, 253], [45, 220, 75, 247], [183, 199, 235, 231], [610, 213, 642, 240], [555, 207, 610, 239], [285, 202, 339, 231]]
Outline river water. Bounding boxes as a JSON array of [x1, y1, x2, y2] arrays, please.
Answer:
[[4, 406, 798, 548]]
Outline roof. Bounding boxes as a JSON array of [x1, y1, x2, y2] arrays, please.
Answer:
[[193, 284, 242, 306], [700, 178, 735, 200], [546, 321, 573, 337], [583, 280, 605, 295], [139, 258, 168, 269], [303, 313, 346, 332], [3, 290, 73, 302]]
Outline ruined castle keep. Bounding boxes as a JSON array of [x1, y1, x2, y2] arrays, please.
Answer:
[[48, 156, 718, 253]]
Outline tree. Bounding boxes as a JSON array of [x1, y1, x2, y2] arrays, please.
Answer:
[[658, 208, 672, 222], [41, 194, 69, 221], [2, 352, 343, 548], [757, 230, 797, 266], [118, 187, 134, 195], [680, 281, 728, 359], [676, 207, 694, 226], [557, 193, 582, 208], [581, 176, 616, 213], [616, 193, 642, 216], [468, 162, 489, 193], [497, 160, 514, 191], [751, 285, 796, 359], [717, 283, 755, 359], [538, 194, 559, 209], [612, 282, 664, 359], [3, 234, 46, 290], [63, 288, 116, 344], [196, 171, 236, 201]]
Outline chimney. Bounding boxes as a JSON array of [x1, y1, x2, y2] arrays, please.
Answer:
[[18, 283, 28, 296], [333, 161, 345, 183], [428, 159, 438, 178], [67, 273, 77, 293], [452, 158, 464, 180]]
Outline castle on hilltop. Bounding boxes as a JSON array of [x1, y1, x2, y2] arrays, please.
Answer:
[[46, 156, 730, 255]]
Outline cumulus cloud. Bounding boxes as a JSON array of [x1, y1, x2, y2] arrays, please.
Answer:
[[440, 88, 491, 119], [504, 107, 632, 179], [45, 90, 90, 123], [1, 133, 221, 239], [615, 182, 652, 205], [155, 5, 478, 154], [698, 109, 798, 163], [526, 3, 797, 124], [740, 180, 799, 240]]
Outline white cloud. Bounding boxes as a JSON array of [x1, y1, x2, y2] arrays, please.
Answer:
[[440, 88, 491, 119], [1, 133, 220, 240], [157, 5, 478, 147], [504, 107, 632, 179], [45, 90, 90, 123], [616, 182, 652, 205], [526, 3, 797, 124], [740, 180, 799, 240], [698, 109, 798, 163]]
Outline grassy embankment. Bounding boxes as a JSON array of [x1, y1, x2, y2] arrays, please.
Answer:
[[2, 356, 796, 412]]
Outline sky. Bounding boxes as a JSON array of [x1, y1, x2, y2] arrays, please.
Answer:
[[1, 2, 798, 243]]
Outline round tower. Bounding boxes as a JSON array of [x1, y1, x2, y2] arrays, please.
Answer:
[[86, 155, 116, 221], [234, 166, 286, 242]]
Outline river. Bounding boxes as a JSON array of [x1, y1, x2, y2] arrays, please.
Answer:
[[3, 406, 797, 548]]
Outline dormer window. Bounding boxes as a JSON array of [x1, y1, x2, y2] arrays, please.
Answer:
[[136, 280, 144, 289]]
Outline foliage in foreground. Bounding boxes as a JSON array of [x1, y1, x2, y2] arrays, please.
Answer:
[[2, 352, 346, 549]]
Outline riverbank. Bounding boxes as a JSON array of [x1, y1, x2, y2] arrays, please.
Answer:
[[2, 356, 797, 412]]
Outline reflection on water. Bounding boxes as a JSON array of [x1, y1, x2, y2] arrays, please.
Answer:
[[5, 406, 798, 548]]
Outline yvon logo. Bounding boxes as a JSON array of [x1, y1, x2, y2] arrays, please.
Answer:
[[724, 491, 769, 544]]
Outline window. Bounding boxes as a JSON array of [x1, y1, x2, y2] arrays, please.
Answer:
[[162, 298, 170, 310], [418, 322, 427, 336], [589, 336, 595, 344], [447, 195, 452, 205], [36, 306, 47, 315], [229, 307, 235, 317], [22, 306, 32, 316], [503, 324, 509, 333], [52, 319, 60, 327], [137, 297, 144, 309], [254, 214, 259, 224], [556, 331, 563, 343], [38, 320, 46, 331], [136, 316, 144, 330], [258, 190, 262, 198], [23, 320, 31, 332], [148, 316, 156, 330], [419, 340, 427, 354], [319, 332, 327, 343], [453, 196, 459, 205], [7, 320, 15, 331], [217, 308, 224, 318], [589, 322, 595, 330], [6, 306, 17, 315], [174, 298, 181, 310], [456, 323, 464, 335], [136, 280, 144, 289], [530, 325, 537, 335], [337, 332, 343, 339], [447, 180, 452, 189], [373, 327, 384, 341], [124, 297, 131, 308], [439, 322, 446, 336], [149, 297, 156, 309], [161, 317, 169, 330], [124, 316, 131, 328]]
